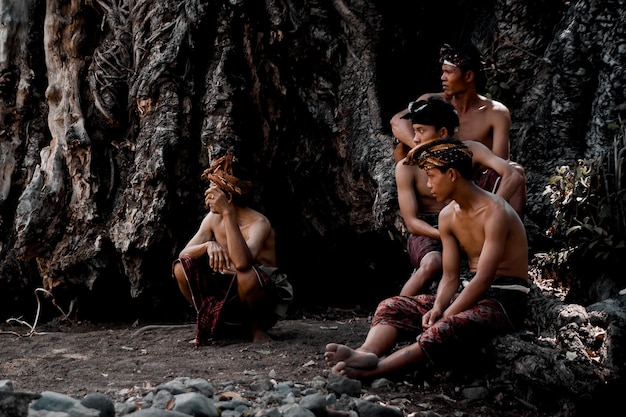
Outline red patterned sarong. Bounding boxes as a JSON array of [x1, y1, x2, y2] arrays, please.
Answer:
[[407, 213, 441, 269], [173, 254, 292, 346], [474, 167, 501, 193], [371, 275, 528, 367]]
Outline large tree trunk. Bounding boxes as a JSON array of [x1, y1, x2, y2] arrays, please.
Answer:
[[1, 1, 625, 413]]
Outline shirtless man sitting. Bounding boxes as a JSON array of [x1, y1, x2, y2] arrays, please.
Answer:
[[325, 138, 530, 381], [390, 43, 526, 218], [172, 150, 292, 344], [396, 96, 523, 296]]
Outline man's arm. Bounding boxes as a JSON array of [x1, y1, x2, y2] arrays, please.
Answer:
[[466, 140, 523, 201], [443, 201, 508, 317], [395, 162, 440, 239], [390, 111, 415, 150], [488, 100, 511, 160], [208, 186, 271, 272], [178, 215, 214, 259], [223, 212, 272, 272], [390, 93, 438, 151], [422, 206, 460, 328]]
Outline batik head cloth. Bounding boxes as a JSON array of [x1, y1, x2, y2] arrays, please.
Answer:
[[405, 138, 473, 170], [201, 149, 252, 199]]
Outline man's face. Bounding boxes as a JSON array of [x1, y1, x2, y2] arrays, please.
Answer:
[[440, 64, 466, 95], [425, 168, 452, 202], [412, 124, 444, 146]]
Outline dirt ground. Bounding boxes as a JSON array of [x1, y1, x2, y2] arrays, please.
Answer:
[[0, 309, 543, 417]]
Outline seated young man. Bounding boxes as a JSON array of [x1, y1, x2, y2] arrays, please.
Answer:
[[325, 138, 530, 381], [172, 150, 293, 344]]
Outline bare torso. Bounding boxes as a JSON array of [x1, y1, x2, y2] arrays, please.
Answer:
[[207, 207, 277, 267], [444, 191, 528, 280]]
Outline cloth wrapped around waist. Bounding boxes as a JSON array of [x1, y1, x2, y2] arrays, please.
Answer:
[[462, 275, 531, 330], [462, 275, 530, 293], [174, 255, 293, 345]]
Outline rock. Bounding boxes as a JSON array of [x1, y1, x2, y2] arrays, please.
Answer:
[[80, 393, 115, 417], [326, 373, 361, 397], [172, 392, 219, 417], [0, 391, 40, 417]]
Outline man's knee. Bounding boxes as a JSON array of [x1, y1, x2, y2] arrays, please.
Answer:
[[420, 252, 443, 274], [173, 262, 185, 284], [236, 269, 265, 299], [510, 161, 526, 178]]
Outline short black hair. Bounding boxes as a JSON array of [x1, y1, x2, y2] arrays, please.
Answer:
[[401, 96, 459, 135]]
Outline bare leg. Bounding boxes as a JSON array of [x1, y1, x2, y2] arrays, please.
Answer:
[[400, 252, 442, 296], [250, 323, 272, 343], [325, 323, 399, 369], [237, 269, 273, 343], [173, 262, 194, 307]]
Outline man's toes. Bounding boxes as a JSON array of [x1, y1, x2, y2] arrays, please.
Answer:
[[332, 361, 346, 376], [325, 342, 339, 352]]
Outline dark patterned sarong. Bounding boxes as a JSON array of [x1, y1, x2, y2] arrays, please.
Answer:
[[407, 213, 441, 268], [173, 254, 293, 346], [371, 276, 529, 367]]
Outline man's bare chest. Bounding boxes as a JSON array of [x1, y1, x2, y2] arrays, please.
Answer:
[[457, 115, 493, 149]]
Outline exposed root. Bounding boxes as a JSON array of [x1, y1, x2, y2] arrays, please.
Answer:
[[2, 288, 72, 338], [130, 324, 195, 339]]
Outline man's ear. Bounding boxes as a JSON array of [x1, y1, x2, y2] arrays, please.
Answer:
[[464, 69, 475, 83], [447, 167, 459, 181], [439, 127, 448, 138]]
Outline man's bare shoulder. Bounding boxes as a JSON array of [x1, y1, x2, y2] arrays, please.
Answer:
[[395, 158, 421, 180], [395, 157, 411, 172], [478, 95, 510, 114], [438, 200, 455, 220], [241, 206, 272, 225], [198, 211, 219, 229], [464, 140, 490, 152]]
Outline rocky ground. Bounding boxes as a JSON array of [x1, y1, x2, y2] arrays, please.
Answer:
[[0, 306, 554, 417]]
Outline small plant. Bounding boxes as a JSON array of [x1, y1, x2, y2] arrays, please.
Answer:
[[542, 118, 626, 295]]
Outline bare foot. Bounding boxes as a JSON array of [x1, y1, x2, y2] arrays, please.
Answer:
[[324, 343, 378, 369], [252, 328, 272, 343], [331, 361, 369, 380]]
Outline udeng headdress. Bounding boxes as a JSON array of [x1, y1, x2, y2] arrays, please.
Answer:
[[405, 138, 473, 170], [201, 149, 252, 199]]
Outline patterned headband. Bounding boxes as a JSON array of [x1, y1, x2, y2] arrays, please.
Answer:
[[439, 43, 485, 71], [405, 138, 473, 170]]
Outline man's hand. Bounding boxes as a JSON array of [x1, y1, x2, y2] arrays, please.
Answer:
[[422, 307, 442, 329], [205, 186, 231, 214], [206, 241, 234, 274]]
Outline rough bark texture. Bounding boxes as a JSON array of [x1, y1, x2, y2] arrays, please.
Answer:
[[1, 0, 625, 414]]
